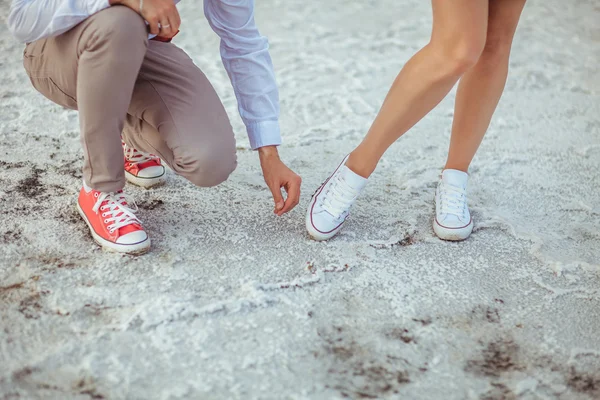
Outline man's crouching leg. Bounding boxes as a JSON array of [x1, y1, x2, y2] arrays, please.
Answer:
[[123, 40, 238, 190], [171, 139, 237, 188]]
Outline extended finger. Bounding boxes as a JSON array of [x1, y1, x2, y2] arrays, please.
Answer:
[[268, 181, 285, 213]]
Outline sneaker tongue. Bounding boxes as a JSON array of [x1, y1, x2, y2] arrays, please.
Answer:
[[339, 165, 368, 191], [138, 159, 161, 169], [113, 209, 140, 236], [442, 169, 468, 189], [119, 224, 141, 236]]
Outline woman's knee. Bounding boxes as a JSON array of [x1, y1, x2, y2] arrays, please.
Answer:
[[478, 30, 515, 65], [434, 36, 486, 76], [479, 0, 525, 65], [173, 145, 237, 188]]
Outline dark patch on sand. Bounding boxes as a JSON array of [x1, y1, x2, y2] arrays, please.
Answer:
[[56, 208, 83, 226], [47, 184, 69, 196], [15, 167, 45, 198], [412, 317, 432, 326], [18, 293, 43, 319], [11, 369, 105, 400], [0, 160, 27, 169], [316, 326, 414, 399], [385, 328, 415, 344], [369, 231, 417, 249], [0, 281, 26, 293], [466, 337, 521, 377], [50, 138, 61, 150], [2, 228, 22, 244], [566, 366, 600, 398], [37, 254, 80, 269], [56, 159, 83, 180], [23, 253, 85, 272], [479, 383, 517, 400], [398, 232, 417, 246], [0, 393, 22, 399], [471, 305, 501, 324], [138, 199, 164, 210], [12, 367, 39, 381], [0, 277, 40, 297], [80, 389, 105, 399], [75, 378, 106, 399]]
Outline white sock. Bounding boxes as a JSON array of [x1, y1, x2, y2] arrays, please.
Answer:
[[339, 165, 368, 191], [82, 180, 93, 193]]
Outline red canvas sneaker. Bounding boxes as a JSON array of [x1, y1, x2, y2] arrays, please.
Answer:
[[77, 186, 150, 254], [123, 140, 165, 188]]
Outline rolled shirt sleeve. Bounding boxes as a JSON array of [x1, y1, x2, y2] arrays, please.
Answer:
[[8, 0, 111, 43], [204, 0, 282, 149]]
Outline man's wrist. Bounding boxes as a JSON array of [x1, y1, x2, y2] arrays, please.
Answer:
[[258, 145, 279, 159]]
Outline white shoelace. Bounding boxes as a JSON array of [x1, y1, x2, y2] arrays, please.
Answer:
[[320, 175, 360, 219], [439, 183, 468, 217], [92, 192, 141, 234], [123, 143, 159, 165]]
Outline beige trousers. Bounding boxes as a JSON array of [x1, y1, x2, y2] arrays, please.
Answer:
[[23, 6, 237, 193]]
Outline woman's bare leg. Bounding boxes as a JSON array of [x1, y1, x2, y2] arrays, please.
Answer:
[[444, 0, 527, 172], [346, 0, 489, 178]]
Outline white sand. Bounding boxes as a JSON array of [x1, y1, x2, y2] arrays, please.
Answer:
[[1, 0, 599, 399]]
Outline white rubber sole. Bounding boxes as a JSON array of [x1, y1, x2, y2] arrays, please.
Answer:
[[76, 203, 151, 255], [433, 219, 473, 242], [125, 170, 165, 189]]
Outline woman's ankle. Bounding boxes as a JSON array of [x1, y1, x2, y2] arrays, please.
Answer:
[[346, 150, 377, 179], [443, 161, 470, 173]]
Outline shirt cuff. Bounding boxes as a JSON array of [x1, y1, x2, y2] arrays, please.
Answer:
[[246, 120, 282, 150], [89, 0, 112, 14]]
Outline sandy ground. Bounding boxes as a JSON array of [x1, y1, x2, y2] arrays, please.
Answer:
[[1, 0, 599, 399]]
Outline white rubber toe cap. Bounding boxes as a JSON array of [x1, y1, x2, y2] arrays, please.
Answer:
[[116, 230, 149, 245], [433, 216, 473, 241], [437, 213, 470, 228], [137, 165, 165, 179], [306, 210, 345, 241]]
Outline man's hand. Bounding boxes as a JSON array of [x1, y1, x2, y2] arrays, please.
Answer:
[[110, 0, 181, 38], [259, 146, 302, 216]]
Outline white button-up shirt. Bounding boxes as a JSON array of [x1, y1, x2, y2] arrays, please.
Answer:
[[7, 0, 281, 149]]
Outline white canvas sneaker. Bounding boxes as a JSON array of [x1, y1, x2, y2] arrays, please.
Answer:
[[306, 156, 368, 241], [433, 169, 473, 241]]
